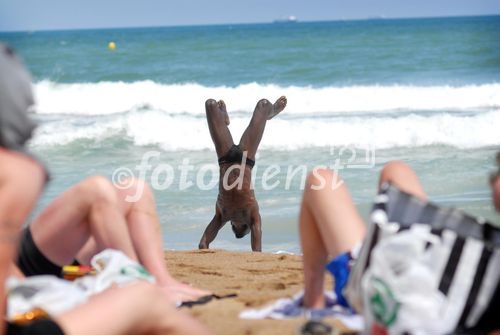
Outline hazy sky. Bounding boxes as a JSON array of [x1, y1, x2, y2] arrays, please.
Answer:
[[1, 0, 500, 31]]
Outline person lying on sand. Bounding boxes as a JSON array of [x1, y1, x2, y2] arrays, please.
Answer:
[[298, 160, 499, 333], [199, 97, 287, 252], [0, 43, 212, 335]]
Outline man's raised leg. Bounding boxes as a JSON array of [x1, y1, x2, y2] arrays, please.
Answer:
[[205, 99, 234, 158], [238, 96, 286, 160]]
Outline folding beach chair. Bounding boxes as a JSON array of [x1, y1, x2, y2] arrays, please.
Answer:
[[345, 183, 500, 334]]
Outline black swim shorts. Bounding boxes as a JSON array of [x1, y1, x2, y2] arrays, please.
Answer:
[[7, 319, 65, 335], [17, 227, 63, 277], [218, 144, 255, 168]]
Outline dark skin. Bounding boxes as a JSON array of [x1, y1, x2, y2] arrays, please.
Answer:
[[198, 97, 287, 252]]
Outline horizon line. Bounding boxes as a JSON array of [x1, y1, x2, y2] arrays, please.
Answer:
[[0, 13, 499, 34]]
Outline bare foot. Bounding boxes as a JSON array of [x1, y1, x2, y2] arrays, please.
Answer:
[[268, 96, 287, 120], [218, 100, 230, 126]]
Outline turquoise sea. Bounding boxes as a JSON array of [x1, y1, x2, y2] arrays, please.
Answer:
[[1, 16, 499, 252]]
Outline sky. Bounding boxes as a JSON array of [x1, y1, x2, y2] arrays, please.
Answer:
[[1, 0, 500, 32]]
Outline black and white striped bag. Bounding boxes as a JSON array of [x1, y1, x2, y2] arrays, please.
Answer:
[[345, 183, 500, 334]]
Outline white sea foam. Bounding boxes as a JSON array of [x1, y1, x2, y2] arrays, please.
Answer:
[[30, 81, 500, 150], [33, 81, 500, 116], [31, 108, 500, 150]]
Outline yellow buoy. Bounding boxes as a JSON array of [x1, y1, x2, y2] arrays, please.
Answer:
[[108, 41, 116, 50]]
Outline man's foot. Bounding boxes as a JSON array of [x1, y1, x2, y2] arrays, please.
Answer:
[[218, 100, 230, 126], [268, 96, 287, 120]]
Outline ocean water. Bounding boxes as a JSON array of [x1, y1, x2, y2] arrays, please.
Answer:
[[1, 16, 499, 253]]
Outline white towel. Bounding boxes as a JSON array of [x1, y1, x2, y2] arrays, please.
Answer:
[[6, 249, 155, 320], [239, 291, 363, 331]]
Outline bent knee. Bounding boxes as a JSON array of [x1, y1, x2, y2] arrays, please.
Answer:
[[78, 176, 118, 204], [380, 161, 412, 181], [305, 168, 343, 192], [116, 177, 153, 200]]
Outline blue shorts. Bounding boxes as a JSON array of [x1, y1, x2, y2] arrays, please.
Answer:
[[326, 246, 359, 309]]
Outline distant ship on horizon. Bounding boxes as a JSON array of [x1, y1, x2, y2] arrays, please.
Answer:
[[273, 15, 298, 24]]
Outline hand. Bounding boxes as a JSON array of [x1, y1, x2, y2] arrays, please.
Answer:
[[161, 277, 211, 305]]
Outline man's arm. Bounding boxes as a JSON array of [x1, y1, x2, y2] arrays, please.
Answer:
[[250, 211, 262, 252]]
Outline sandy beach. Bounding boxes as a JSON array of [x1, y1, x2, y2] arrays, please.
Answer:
[[165, 249, 354, 335]]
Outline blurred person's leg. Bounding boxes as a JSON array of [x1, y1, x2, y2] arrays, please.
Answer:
[[29, 176, 137, 267], [300, 161, 426, 308], [489, 153, 500, 211], [492, 176, 500, 211], [378, 160, 427, 201], [55, 282, 213, 335], [300, 169, 365, 308], [26, 176, 208, 302], [76, 178, 209, 300]]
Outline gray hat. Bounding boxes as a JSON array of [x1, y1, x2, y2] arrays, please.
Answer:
[[0, 43, 37, 151]]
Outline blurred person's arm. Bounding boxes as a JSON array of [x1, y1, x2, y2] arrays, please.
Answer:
[[0, 150, 46, 335]]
